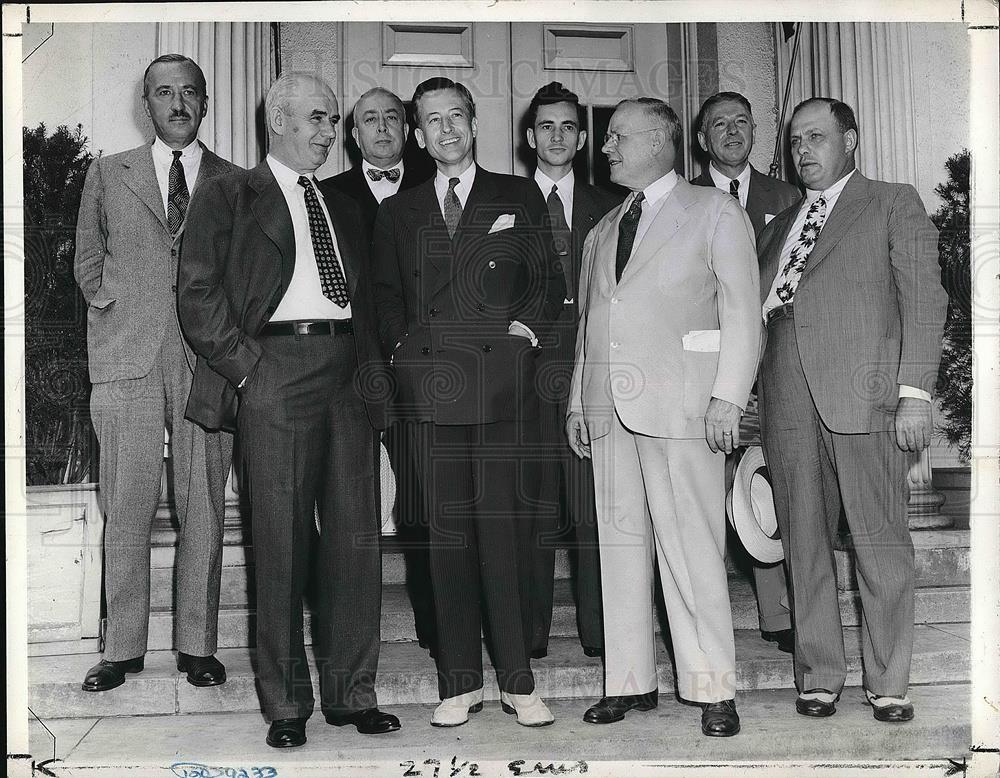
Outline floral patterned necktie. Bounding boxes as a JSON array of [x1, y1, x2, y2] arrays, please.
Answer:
[[775, 194, 828, 303]]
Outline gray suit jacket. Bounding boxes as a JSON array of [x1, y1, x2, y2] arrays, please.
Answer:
[[74, 142, 239, 383], [757, 172, 947, 432]]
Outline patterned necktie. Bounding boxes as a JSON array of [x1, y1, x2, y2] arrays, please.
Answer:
[[444, 177, 462, 239], [775, 195, 828, 303], [366, 167, 401, 183], [729, 178, 740, 200], [615, 192, 644, 282], [167, 150, 189, 234], [546, 184, 574, 297], [298, 176, 349, 307]]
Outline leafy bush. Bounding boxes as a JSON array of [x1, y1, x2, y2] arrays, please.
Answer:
[[933, 150, 971, 462], [23, 123, 96, 484]]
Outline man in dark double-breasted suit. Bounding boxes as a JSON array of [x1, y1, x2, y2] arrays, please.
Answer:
[[522, 82, 622, 659], [372, 77, 563, 727], [178, 72, 399, 749]]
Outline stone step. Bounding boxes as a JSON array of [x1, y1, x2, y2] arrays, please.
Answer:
[[140, 579, 970, 652], [26, 624, 970, 720], [31, 684, 973, 767], [835, 529, 970, 590]]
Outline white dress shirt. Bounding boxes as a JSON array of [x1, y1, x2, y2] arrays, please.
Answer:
[[624, 170, 679, 263], [763, 168, 928, 401], [151, 136, 202, 217], [534, 168, 576, 227], [266, 155, 352, 322], [433, 163, 476, 212], [708, 162, 752, 210], [362, 158, 405, 204]]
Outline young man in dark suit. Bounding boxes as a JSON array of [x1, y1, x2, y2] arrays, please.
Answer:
[[178, 72, 399, 748], [691, 91, 801, 654], [523, 82, 621, 659], [74, 54, 237, 694], [372, 77, 563, 728]]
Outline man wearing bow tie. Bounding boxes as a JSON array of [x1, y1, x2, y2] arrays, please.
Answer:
[[179, 72, 399, 748], [372, 77, 563, 727], [74, 54, 237, 694], [757, 97, 947, 723]]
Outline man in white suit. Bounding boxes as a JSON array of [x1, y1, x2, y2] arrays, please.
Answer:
[[567, 97, 760, 737]]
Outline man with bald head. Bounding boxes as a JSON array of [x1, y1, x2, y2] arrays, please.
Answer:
[[179, 72, 398, 748], [75, 53, 237, 694], [568, 97, 760, 736]]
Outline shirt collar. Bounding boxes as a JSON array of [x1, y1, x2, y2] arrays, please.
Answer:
[[362, 158, 404, 176], [534, 168, 575, 194], [708, 161, 751, 192], [152, 136, 201, 163], [639, 170, 679, 206], [435, 162, 476, 192], [267, 154, 315, 191], [806, 167, 856, 202]]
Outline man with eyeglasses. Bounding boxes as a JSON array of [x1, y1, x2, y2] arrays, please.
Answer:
[[179, 72, 399, 748], [568, 97, 760, 737]]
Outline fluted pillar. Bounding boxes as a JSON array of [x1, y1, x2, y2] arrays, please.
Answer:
[[773, 22, 947, 528], [157, 22, 274, 168]]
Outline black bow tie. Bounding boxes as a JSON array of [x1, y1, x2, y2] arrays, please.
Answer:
[[367, 167, 401, 183]]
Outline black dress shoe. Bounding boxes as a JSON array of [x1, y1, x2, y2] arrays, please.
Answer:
[[176, 652, 227, 687], [583, 691, 658, 724], [582, 646, 603, 658], [795, 688, 839, 717], [701, 699, 740, 737], [530, 648, 548, 660], [761, 629, 795, 654], [266, 718, 307, 748], [325, 707, 401, 734], [81, 657, 144, 692]]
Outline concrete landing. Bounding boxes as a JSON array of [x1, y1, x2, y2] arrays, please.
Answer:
[[25, 684, 974, 777]]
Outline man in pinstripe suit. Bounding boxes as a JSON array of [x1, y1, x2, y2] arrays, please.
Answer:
[[757, 97, 947, 723], [74, 54, 237, 693]]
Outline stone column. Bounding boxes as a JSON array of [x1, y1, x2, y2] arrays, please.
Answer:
[[907, 449, 952, 529], [157, 22, 274, 168]]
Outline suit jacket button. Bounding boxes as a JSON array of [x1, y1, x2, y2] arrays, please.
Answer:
[[488, 260, 496, 269], [429, 307, 439, 317], [421, 347, 431, 355], [172, 285, 177, 294], [171, 249, 178, 257], [476, 303, 485, 311], [482, 344, 492, 353]]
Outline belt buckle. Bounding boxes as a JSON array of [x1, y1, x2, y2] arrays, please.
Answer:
[[293, 321, 311, 336]]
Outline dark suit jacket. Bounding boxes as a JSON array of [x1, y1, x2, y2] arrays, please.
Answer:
[[74, 143, 238, 382], [371, 166, 563, 425], [324, 164, 424, 240], [691, 164, 800, 240], [757, 171, 947, 433], [177, 161, 389, 433]]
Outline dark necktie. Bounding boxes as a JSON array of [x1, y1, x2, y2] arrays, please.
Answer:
[[775, 195, 828, 303], [729, 178, 740, 200], [167, 150, 189, 234], [615, 192, 644, 282], [444, 177, 462, 239], [298, 176, 349, 307], [366, 167, 401, 183], [546, 184, 574, 298]]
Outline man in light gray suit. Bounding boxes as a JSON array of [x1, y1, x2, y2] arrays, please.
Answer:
[[757, 97, 947, 722], [74, 54, 238, 692]]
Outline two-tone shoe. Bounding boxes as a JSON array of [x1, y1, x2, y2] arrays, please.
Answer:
[[500, 690, 554, 727], [430, 688, 484, 727]]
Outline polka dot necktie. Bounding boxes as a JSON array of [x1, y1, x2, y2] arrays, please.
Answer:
[[298, 176, 349, 307], [167, 150, 189, 234]]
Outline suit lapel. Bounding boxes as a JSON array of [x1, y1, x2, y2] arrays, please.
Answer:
[[620, 179, 692, 281], [801, 172, 874, 278], [192, 145, 229, 194], [249, 162, 296, 294], [571, 183, 605, 296], [758, 203, 801, 301], [322, 188, 361, 296], [120, 146, 168, 231]]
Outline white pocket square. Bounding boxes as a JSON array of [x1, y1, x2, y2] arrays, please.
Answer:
[[489, 214, 515, 233], [682, 329, 721, 352], [764, 213, 777, 225]]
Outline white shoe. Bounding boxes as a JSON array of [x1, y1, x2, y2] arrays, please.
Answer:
[[500, 690, 554, 727], [431, 688, 484, 727]]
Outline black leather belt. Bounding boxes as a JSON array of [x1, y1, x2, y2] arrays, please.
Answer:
[[766, 303, 793, 325], [260, 319, 353, 337]]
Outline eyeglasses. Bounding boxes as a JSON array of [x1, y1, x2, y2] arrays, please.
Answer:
[[603, 127, 660, 145]]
